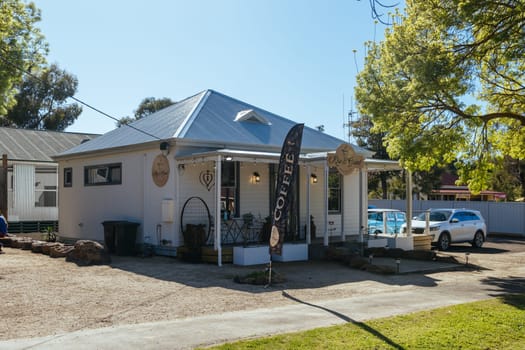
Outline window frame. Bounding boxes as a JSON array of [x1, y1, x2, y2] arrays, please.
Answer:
[[220, 161, 239, 218], [84, 163, 122, 186], [64, 167, 72, 187], [34, 166, 58, 207], [328, 169, 342, 214]]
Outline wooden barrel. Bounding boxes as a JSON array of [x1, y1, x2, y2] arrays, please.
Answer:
[[413, 235, 432, 251]]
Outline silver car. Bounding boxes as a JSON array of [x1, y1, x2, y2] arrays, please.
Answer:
[[402, 209, 487, 250]]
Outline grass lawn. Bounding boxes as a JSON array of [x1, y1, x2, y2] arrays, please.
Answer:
[[203, 294, 525, 350]]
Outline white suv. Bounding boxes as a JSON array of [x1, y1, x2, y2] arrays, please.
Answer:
[[402, 209, 487, 250]]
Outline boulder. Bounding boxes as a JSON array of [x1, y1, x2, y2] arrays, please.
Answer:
[[31, 240, 47, 253], [42, 242, 63, 255], [0, 236, 13, 247], [66, 240, 111, 265], [11, 237, 34, 250], [49, 244, 74, 258]]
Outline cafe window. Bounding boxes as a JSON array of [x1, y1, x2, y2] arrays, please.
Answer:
[[84, 163, 122, 186], [221, 161, 239, 218], [328, 170, 341, 214]]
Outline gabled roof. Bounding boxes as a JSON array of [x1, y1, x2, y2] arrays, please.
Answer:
[[0, 127, 98, 163], [57, 89, 370, 158]]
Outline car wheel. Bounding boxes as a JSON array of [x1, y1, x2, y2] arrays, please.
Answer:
[[471, 231, 484, 248], [437, 233, 450, 251]]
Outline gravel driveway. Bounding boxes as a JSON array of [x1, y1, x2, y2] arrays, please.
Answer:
[[1, 235, 523, 343]]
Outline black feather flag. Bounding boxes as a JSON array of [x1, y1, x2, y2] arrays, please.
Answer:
[[269, 123, 304, 256]]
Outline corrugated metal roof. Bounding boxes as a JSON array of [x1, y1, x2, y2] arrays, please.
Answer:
[[58, 91, 206, 156], [0, 127, 98, 162], [182, 90, 349, 152], [57, 89, 369, 157]]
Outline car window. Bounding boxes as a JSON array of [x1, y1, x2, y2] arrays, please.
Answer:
[[396, 212, 406, 222], [464, 212, 481, 221], [415, 211, 450, 221], [368, 213, 381, 221], [387, 213, 396, 221], [451, 212, 464, 222], [430, 211, 450, 221]]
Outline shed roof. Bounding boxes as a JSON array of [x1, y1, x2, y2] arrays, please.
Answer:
[[57, 89, 370, 158], [0, 127, 98, 163]]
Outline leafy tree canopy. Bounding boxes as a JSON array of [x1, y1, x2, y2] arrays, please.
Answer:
[[134, 97, 174, 119], [0, 0, 47, 116], [4, 63, 82, 131], [355, 0, 525, 194], [118, 97, 175, 127]]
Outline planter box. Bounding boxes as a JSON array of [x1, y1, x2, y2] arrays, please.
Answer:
[[271, 243, 308, 262], [233, 245, 270, 266], [413, 234, 432, 251], [386, 236, 414, 251], [367, 238, 388, 248]]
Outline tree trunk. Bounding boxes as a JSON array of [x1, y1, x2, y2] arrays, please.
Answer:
[[380, 172, 388, 199]]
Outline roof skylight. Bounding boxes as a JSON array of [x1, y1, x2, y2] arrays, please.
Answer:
[[234, 109, 271, 125]]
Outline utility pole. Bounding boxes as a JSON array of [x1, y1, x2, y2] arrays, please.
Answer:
[[0, 154, 8, 219]]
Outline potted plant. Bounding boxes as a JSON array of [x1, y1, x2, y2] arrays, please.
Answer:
[[304, 215, 316, 240]]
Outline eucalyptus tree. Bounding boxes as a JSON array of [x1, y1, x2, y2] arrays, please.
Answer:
[[5, 64, 82, 130], [118, 97, 174, 127], [0, 0, 47, 117], [355, 0, 525, 195]]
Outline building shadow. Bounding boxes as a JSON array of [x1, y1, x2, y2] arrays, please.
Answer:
[[107, 255, 450, 293], [281, 290, 404, 350]]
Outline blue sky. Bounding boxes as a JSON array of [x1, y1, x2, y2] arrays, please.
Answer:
[[32, 0, 400, 140]]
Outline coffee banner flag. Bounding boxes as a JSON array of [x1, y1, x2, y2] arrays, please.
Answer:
[[269, 123, 304, 256]]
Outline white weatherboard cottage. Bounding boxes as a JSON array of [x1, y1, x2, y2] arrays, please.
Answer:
[[54, 90, 399, 265], [0, 127, 97, 233]]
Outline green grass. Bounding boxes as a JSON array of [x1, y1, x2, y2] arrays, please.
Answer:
[[203, 294, 525, 350]]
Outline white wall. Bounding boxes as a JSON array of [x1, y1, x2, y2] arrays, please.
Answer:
[[299, 163, 362, 239], [58, 149, 177, 244], [177, 161, 271, 244], [301, 163, 326, 238], [342, 170, 362, 236], [238, 163, 270, 221], [58, 150, 369, 247]]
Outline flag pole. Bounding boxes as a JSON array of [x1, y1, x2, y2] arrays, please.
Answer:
[[266, 256, 272, 288]]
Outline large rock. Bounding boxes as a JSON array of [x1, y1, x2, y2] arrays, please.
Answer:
[[31, 240, 47, 253], [11, 237, 34, 250], [0, 236, 13, 247], [49, 244, 74, 258], [66, 240, 111, 265], [42, 242, 62, 255]]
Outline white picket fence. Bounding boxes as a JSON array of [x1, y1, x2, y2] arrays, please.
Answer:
[[369, 199, 525, 236]]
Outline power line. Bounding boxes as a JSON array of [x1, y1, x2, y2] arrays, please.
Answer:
[[0, 50, 161, 140]]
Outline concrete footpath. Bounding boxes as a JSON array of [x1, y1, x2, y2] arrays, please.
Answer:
[[1, 257, 506, 350]]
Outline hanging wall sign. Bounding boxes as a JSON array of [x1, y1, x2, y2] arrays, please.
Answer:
[[152, 154, 170, 187], [327, 143, 364, 175], [199, 170, 214, 191]]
